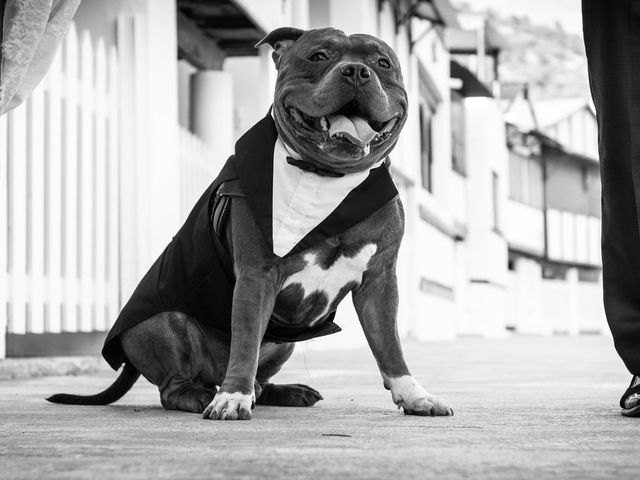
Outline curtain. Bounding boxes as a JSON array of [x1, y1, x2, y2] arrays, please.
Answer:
[[0, 0, 80, 115]]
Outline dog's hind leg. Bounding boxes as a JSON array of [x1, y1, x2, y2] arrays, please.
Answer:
[[255, 343, 323, 407], [121, 312, 224, 414], [159, 382, 217, 413]]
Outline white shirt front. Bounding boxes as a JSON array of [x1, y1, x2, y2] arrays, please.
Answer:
[[271, 137, 381, 257]]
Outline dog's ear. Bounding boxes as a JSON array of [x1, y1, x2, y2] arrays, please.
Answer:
[[256, 27, 305, 69]]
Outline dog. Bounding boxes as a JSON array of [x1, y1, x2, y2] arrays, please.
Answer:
[[47, 27, 453, 420]]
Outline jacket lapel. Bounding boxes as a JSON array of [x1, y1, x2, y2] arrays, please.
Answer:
[[234, 113, 278, 249]]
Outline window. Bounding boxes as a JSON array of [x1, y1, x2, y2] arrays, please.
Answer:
[[542, 263, 568, 280], [581, 165, 590, 192], [417, 62, 442, 193], [508, 152, 544, 209], [578, 267, 600, 283], [419, 104, 433, 192], [451, 90, 466, 175]]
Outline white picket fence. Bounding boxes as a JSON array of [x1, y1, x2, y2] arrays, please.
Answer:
[[0, 23, 120, 355], [178, 127, 221, 220]]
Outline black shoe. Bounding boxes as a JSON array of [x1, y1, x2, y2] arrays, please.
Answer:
[[620, 375, 640, 417]]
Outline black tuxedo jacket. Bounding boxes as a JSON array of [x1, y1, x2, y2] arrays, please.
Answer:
[[102, 113, 398, 370]]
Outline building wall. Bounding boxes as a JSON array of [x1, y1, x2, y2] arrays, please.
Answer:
[[302, 0, 464, 347], [545, 154, 601, 218], [542, 107, 598, 160], [462, 97, 509, 336], [504, 137, 604, 337], [504, 97, 605, 336], [505, 201, 545, 256]]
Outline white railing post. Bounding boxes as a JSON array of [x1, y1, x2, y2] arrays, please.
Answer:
[[8, 103, 28, 336], [94, 37, 108, 332], [45, 43, 63, 334], [27, 82, 46, 334], [107, 46, 120, 327], [79, 29, 95, 332], [62, 22, 79, 332]]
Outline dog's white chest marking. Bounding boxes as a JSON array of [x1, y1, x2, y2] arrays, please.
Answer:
[[271, 138, 383, 257], [282, 243, 377, 320]]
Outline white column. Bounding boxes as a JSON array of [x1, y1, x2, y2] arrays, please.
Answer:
[[328, 0, 378, 35], [190, 71, 234, 159], [259, 47, 277, 115]]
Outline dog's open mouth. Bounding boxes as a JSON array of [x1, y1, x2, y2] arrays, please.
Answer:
[[286, 101, 400, 153]]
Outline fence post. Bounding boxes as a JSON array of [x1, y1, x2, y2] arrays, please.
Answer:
[[79, 29, 95, 332], [94, 37, 107, 332], [45, 38, 63, 334], [62, 22, 79, 332], [107, 46, 120, 327], [27, 82, 46, 333]]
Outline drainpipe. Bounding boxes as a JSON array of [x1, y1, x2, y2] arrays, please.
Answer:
[[523, 85, 548, 260], [541, 145, 549, 261], [476, 21, 486, 81]]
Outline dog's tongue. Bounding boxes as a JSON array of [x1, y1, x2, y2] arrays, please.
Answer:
[[328, 114, 378, 147]]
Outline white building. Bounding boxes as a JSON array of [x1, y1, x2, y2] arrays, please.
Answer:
[[503, 93, 605, 335]]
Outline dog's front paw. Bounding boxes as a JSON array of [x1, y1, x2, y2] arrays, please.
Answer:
[[202, 391, 254, 420], [384, 375, 453, 416]]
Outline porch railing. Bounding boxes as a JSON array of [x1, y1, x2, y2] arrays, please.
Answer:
[[0, 23, 120, 357]]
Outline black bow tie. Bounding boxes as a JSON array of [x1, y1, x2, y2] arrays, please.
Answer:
[[286, 157, 345, 178]]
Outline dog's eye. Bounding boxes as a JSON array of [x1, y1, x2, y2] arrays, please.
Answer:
[[378, 58, 391, 69], [309, 51, 329, 62]]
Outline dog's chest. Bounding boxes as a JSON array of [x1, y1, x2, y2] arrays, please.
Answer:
[[273, 242, 377, 325]]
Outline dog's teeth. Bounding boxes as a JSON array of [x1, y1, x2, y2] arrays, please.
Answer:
[[291, 108, 304, 123], [320, 116, 329, 131], [363, 144, 370, 156]]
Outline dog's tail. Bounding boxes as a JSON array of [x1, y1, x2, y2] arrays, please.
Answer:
[[46, 362, 140, 405]]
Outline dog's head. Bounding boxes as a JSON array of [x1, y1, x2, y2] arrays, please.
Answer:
[[257, 27, 408, 175]]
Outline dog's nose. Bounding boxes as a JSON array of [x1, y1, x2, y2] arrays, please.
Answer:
[[340, 63, 371, 85]]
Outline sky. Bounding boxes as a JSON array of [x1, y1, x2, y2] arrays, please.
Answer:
[[453, 0, 583, 34]]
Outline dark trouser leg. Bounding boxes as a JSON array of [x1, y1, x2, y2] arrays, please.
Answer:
[[583, 0, 640, 374]]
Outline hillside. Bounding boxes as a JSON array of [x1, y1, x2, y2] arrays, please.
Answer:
[[455, 4, 590, 100]]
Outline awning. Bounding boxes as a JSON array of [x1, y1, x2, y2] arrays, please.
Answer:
[[448, 21, 507, 55], [177, 0, 266, 58], [450, 60, 493, 98], [413, 0, 461, 28]]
